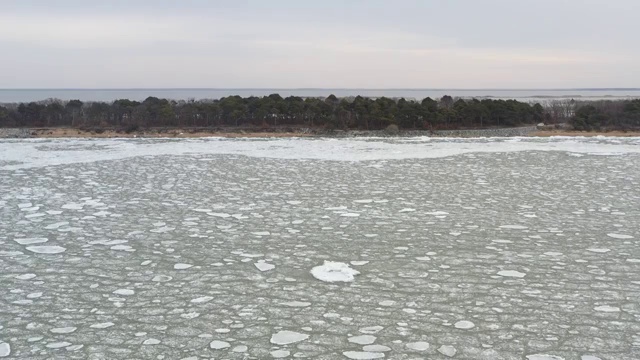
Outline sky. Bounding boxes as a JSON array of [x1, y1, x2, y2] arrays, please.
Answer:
[[1, 0, 638, 89]]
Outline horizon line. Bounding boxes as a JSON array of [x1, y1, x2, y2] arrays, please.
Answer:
[[1, 87, 640, 91]]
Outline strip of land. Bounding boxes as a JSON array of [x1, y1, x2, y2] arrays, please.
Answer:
[[3, 127, 639, 139]]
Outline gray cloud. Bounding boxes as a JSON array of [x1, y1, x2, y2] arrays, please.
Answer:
[[1, 0, 638, 88]]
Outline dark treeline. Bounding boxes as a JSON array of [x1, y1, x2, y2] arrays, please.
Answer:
[[0, 94, 638, 131], [569, 99, 640, 131], [0, 95, 544, 131]]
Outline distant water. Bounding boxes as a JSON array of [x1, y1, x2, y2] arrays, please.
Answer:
[[1, 88, 640, 103]]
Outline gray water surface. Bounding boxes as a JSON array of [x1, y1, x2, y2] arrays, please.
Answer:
[[0, 139, 639, 359]]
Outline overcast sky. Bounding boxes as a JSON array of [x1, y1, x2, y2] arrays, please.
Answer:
[[1, 0, 638, 88]]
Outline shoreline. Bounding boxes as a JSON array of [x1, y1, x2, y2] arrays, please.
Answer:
[[2, 127, 640, 139]]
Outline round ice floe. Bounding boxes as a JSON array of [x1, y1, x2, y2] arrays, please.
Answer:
[[152, 275, 172, 282], [50, 327, 77, 334], [232, 345, 248, 352], [340, 213, 360, 217], [454, 320, 475, 330], [348, 335, 376, 345], [16, 273, 36, 280], [350, 261, 369, 266], [271, 349, 290, 358], [46, 342, 72, 349], [26, 245, 66, 254], [406, 341, 430, 351], [209, 340, 230, 349], [526, 355, 565, 360], [0, 342, 10, 357], [90, 322, 115, 329], [255, 262, 276, 271], [113, 289, 134, 296], [343, 351, 385, 359], [607, 233, 633, 239], [143, 338, 161, 345], [359, 326, 384, 334], [594, 305, 620, 313], [174, 263, 193, 270], [587, 248, 610, 253], [14, 238, 48, 245], [280, 301, 311, 307], [270, 330, 309, 345], [497, 270, 526, 278], [438, 345, 457, 357], [310, 261, 360, 283], [190, 296, 213, 303]]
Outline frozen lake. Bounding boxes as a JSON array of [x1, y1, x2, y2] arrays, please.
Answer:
[[1, 137, 640, 359]]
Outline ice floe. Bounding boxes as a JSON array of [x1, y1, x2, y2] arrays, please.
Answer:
[[311, 261, 360, 282], [174, 263, 193, 270], [0, 343, 9, 357], [254, 261, 276, 271], [454, 320, 475, 329], [13, 238, 48, 245], [497, 270, 527, 278], [348, 335, 376, 345], [438, 345, 457, 357], [270, 330, 309, 345], [607, 233, 633, 239], [406, 341, 430, 351], [594, 305, 620, 313], [25, 245, 66, 254]]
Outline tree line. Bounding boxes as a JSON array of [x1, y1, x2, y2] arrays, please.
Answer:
[[0, 94, 638, 131]]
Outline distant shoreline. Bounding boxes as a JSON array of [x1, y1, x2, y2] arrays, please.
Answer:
[[3, 127, 640, 139]]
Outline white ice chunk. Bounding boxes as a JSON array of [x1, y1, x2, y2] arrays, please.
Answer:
[[143, 338, 161, 345], [14, 238, 48, 245], [406, 341, 430, 351], [113, 289, 134, 296], [607, 233, 633, 239], [438, 345, 457, 357], [271, 350, 290, 358], [350, 261, 369, 266], [16, 273, 36, 280], [255, 262, 276, 271], [340, 213, 360, 217], [0, 342, 9, 357], [152, 275, 173, 282], [454, 320, 475, 329], [90, 322, 115, 329], [359, 326, 384, 334], [343, 351, 385, 359], [174, 263, 193, 270], [311, 261, 360, 282], [587, 248, 610, 253], [280, 301, 311, 307], [594, 305, 620, 312], [270, 330, 309, 345], [348, 335, 376, 345], [50, 327, 77, 334], [497, 270, 526, 278], [190, 296, 214, 303], [25, 245, 66, 254]]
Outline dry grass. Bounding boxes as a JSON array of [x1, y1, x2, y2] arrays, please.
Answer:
[[28, 128, 313, 138]]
